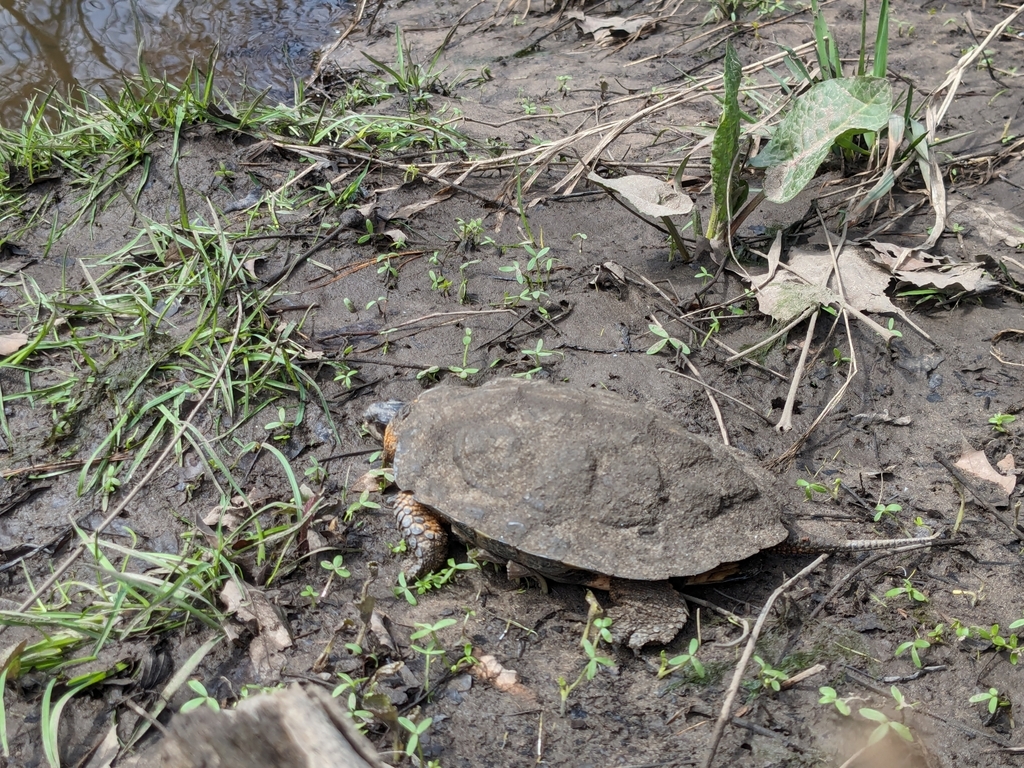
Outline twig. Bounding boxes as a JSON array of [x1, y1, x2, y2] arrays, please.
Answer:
[[807, 539, 956, 620], [775, 308, 818, 433], [682, 357, 729, 445], [701, 555, 827, 768], [657, 369, 774, 425]]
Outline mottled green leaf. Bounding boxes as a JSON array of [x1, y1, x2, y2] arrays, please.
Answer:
[[707, 41, 742, 239], [753, 77, 892, 203]]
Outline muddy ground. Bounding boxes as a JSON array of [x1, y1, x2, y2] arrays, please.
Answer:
[[2, 0, 1024, 766]]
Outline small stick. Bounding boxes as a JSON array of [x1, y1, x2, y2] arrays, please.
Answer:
[[683, 356, 730, 446], [808, 539, 951, 620], [658, 369, 774, 425], [701, 555, 827, 768], [775, 309, 818, 432]]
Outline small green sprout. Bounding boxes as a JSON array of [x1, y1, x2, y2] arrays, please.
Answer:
[[448, 327, 479, 379], [873, 502, 902, 522], [969, 687, 1008, 715], [345, 489, 381, 522], [989, 413, 1016, 433], [885, 578, 928, 604], [398, 715, 434, 758], [321, 555, 351, 580], [858, 707, 913, 745], [818, 686, 852, 716], [180, 680, 220, 713], [657, 638, 706, 680], [752, 656, 788, 692], [895, 637, 930, 668], [796, 478, 831, 501], [646, 323, 690, 356]]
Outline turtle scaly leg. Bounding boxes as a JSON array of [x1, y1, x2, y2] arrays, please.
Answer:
[[394, 490, 449, 579], [607, 580, 690, 652]]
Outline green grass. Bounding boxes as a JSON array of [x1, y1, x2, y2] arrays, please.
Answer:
[[0, 48, 477, 745]]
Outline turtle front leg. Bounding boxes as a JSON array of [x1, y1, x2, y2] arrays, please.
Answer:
[[394, 490, 449, 579], [607, 580, 690, 652]]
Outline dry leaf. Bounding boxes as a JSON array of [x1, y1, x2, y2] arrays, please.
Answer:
[[867, 241, 941, 272], [753, 244, 903, 324], [955, 447, 1016, 495], [588, 173, 693, 219], [0, 332, 29, 355], [573, 13, 655, 41], [474, 653, 523, 693], [948, 201, 1024, 249], [996, 453, 1016, 475]]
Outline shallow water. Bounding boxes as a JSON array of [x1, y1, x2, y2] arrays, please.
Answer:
[[0, 0, 350, 125]]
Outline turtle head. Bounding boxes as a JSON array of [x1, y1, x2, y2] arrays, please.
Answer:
[[363, 400, 408, 464]]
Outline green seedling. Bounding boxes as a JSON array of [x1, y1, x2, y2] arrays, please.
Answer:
[[300, 584, 318, 605], [873, 502, 902, 522], [410, 618, 457, 692], [694, 266, 715, 285], [818, 686, 853, 716], [321, 554, 352, 581], [556, 74, 572, 95], [886, 317, 903, 338], [797, 478, 828, 500], [264, 407, 297, 441], [451, 643, 479, 673], [521, 339, 562, 366], [180, 680, 220, 713], [972, 624, 1021, 663], [885, 578, 928, 604], [331, 672, 374, 728], [457, 259, 480, 304], [448, 327, 479, 379], [428, 269, 452, 294], [357, 220, 376, 244], [394, 571, 417, 604], [454, 217, 485, 245], [414, 558, 480, 595], [345, 489, 381, 522], [646, 322, 690, 356], [417, 365, 442, 382], [753, 656, 788, 692], [557, 593, 616, 714], [832, 348, 852, 366], [398, 714, 434, 759], [895, 637, 930, 668], [989, 413, 1016, 433], [304, 456, 327, 485], [859, 707, 913, 745], [969, 688, 1009, 715], [657, 638, 706, 680], [571, 232, 587, 253]]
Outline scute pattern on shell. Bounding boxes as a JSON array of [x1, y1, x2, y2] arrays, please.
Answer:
[[390, 379, 789, 581]]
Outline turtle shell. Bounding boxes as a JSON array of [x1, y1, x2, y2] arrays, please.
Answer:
[[390, 379, 789, 581]]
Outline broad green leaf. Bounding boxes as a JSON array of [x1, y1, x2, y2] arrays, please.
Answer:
[[707, 41, 742, 239], [753, 77, 892, 203]]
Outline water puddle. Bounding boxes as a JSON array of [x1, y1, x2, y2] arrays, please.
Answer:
[[0, 0, 351, 125]]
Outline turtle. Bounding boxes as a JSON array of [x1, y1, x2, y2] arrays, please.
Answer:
[[363, 379, 913, 650]]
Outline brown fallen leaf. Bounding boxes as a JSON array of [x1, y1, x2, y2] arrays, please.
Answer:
[[570, 12, 655, 41], [0, 332, 29, 356], [588, 173, 693, 219], [955, 447, 1016, 496], [473, 653, 531, 696], [948, 200, 1024, 249]]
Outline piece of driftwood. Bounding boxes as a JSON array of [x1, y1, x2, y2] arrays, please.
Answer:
[[158, 684, 392, 768]]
